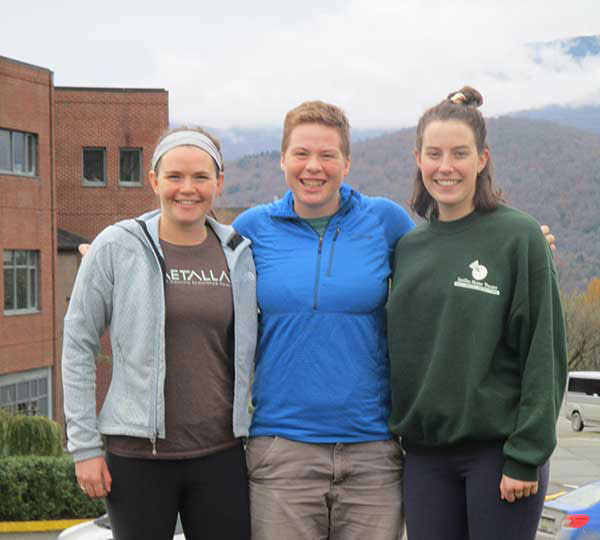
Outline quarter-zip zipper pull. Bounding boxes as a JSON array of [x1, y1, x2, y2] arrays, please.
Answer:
[[327, 227, 341, 276], [313, 236, 324, 310], [151, 433, 158, 455]]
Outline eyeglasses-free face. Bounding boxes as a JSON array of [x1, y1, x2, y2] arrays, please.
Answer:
[[415, 120, 488, 222]]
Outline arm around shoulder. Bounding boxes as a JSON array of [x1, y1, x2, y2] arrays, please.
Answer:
[[370, 197, 415, 244], [232, 206, 264, 239]]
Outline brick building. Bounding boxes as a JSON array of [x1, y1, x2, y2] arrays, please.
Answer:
[[54, 86, 168, 423], [55, 87, 168, 240], [0, 56, 56, 420], [0, 54, 168, 424]]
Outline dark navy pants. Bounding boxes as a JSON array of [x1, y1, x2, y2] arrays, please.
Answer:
[[105, 443, 250, 540], [402, 442, 548, 540]]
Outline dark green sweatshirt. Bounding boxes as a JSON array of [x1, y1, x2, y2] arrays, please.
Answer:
[[387, 205, 567, 481]]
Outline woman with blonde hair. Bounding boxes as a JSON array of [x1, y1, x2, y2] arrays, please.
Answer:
[[62, 127, 257, 540]]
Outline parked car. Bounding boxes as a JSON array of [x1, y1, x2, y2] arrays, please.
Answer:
[[58, 513, 185, 539], [536, 480, 600, 539], [564, 371, 600, 432]]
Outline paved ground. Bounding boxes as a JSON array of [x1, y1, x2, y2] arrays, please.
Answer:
[[1, 534, 59, 540], [550, 416, 600, 488], [532, 417, 600, 540], [3, 417, 598, 540]]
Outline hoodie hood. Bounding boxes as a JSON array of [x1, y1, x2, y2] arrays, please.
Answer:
[[115, 208, 247, 259]]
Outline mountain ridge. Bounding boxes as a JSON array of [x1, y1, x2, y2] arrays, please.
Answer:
[[218, 116, 600, 292]]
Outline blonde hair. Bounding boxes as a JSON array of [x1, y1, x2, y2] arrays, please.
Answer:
[[281, 101, 351, 158]]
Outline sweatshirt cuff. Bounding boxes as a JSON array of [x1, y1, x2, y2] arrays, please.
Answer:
[[71, 447, 104, 463], [502, 458, 539, 482]]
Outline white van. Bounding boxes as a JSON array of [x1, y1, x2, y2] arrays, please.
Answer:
[[564, 371, 600, 432]]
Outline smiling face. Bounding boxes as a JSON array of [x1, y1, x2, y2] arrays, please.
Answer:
[[415, 120, 489, 222], [149, 145, 223, 244], [281, 122, 350, 218]]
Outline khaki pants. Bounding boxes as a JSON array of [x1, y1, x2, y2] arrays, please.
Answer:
[[246, 436, 404, 540]]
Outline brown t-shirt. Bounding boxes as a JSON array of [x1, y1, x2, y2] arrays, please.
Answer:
[[107, 227, 238, 459]]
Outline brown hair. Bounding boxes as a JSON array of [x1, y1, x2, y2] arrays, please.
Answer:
[[153, 126, 224, 176], [410, 86, 502, 219], [281, 100, 351, 158]]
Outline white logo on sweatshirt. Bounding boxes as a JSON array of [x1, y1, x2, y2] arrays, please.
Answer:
[[469, 260, 488, 281], [453, 260, 500, 296]]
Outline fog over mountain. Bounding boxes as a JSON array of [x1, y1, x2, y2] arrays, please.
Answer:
[[511, 35, 600, 134], [528, 34, 600, 61], [206, 34, 600, 158]]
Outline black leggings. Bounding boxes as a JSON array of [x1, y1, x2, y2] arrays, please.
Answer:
[[105, 443, 250, 540], [403, 442, 549, 540]]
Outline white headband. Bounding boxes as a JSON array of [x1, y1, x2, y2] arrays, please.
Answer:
[[151, 130, 223, 172]]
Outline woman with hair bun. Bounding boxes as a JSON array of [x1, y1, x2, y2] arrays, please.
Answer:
[[387, 86, 567, 540], [62, 127, 256, 540]]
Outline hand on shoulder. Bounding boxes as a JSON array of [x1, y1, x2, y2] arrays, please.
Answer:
[[540, 225, 556, 253]]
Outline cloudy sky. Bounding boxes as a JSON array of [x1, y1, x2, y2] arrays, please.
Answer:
[[3, 0, 599, 128]]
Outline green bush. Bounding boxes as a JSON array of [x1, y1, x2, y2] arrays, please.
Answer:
[[0, 409, 9, 454], [0, 456, 105, 520], [0, 413, 63, 457]]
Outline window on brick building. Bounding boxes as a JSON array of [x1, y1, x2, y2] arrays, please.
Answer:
[[3, 250, 39, 314], [82, 147, 106, 185], [120, 148, 142, 185], [0, 128, 37, 176], [0, 368, 50, 417]]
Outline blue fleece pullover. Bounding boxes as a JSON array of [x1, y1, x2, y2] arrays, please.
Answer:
[[233, 184, 414, 442]]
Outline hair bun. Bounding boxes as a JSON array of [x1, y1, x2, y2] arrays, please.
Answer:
[[447, 86, 483, 108]]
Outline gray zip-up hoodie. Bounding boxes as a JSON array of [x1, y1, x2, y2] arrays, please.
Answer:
[[62, 210, 257, 462]]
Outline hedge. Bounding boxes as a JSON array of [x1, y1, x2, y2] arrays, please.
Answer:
[[0, 409, 7, 452], [0, 456, 106, 520], [0, 411, 63, 457]]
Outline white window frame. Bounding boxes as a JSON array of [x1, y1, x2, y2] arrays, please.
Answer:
[[3, 249, 40, 315], [0, 128, 37, 177], [0, 367, 52, 418]]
